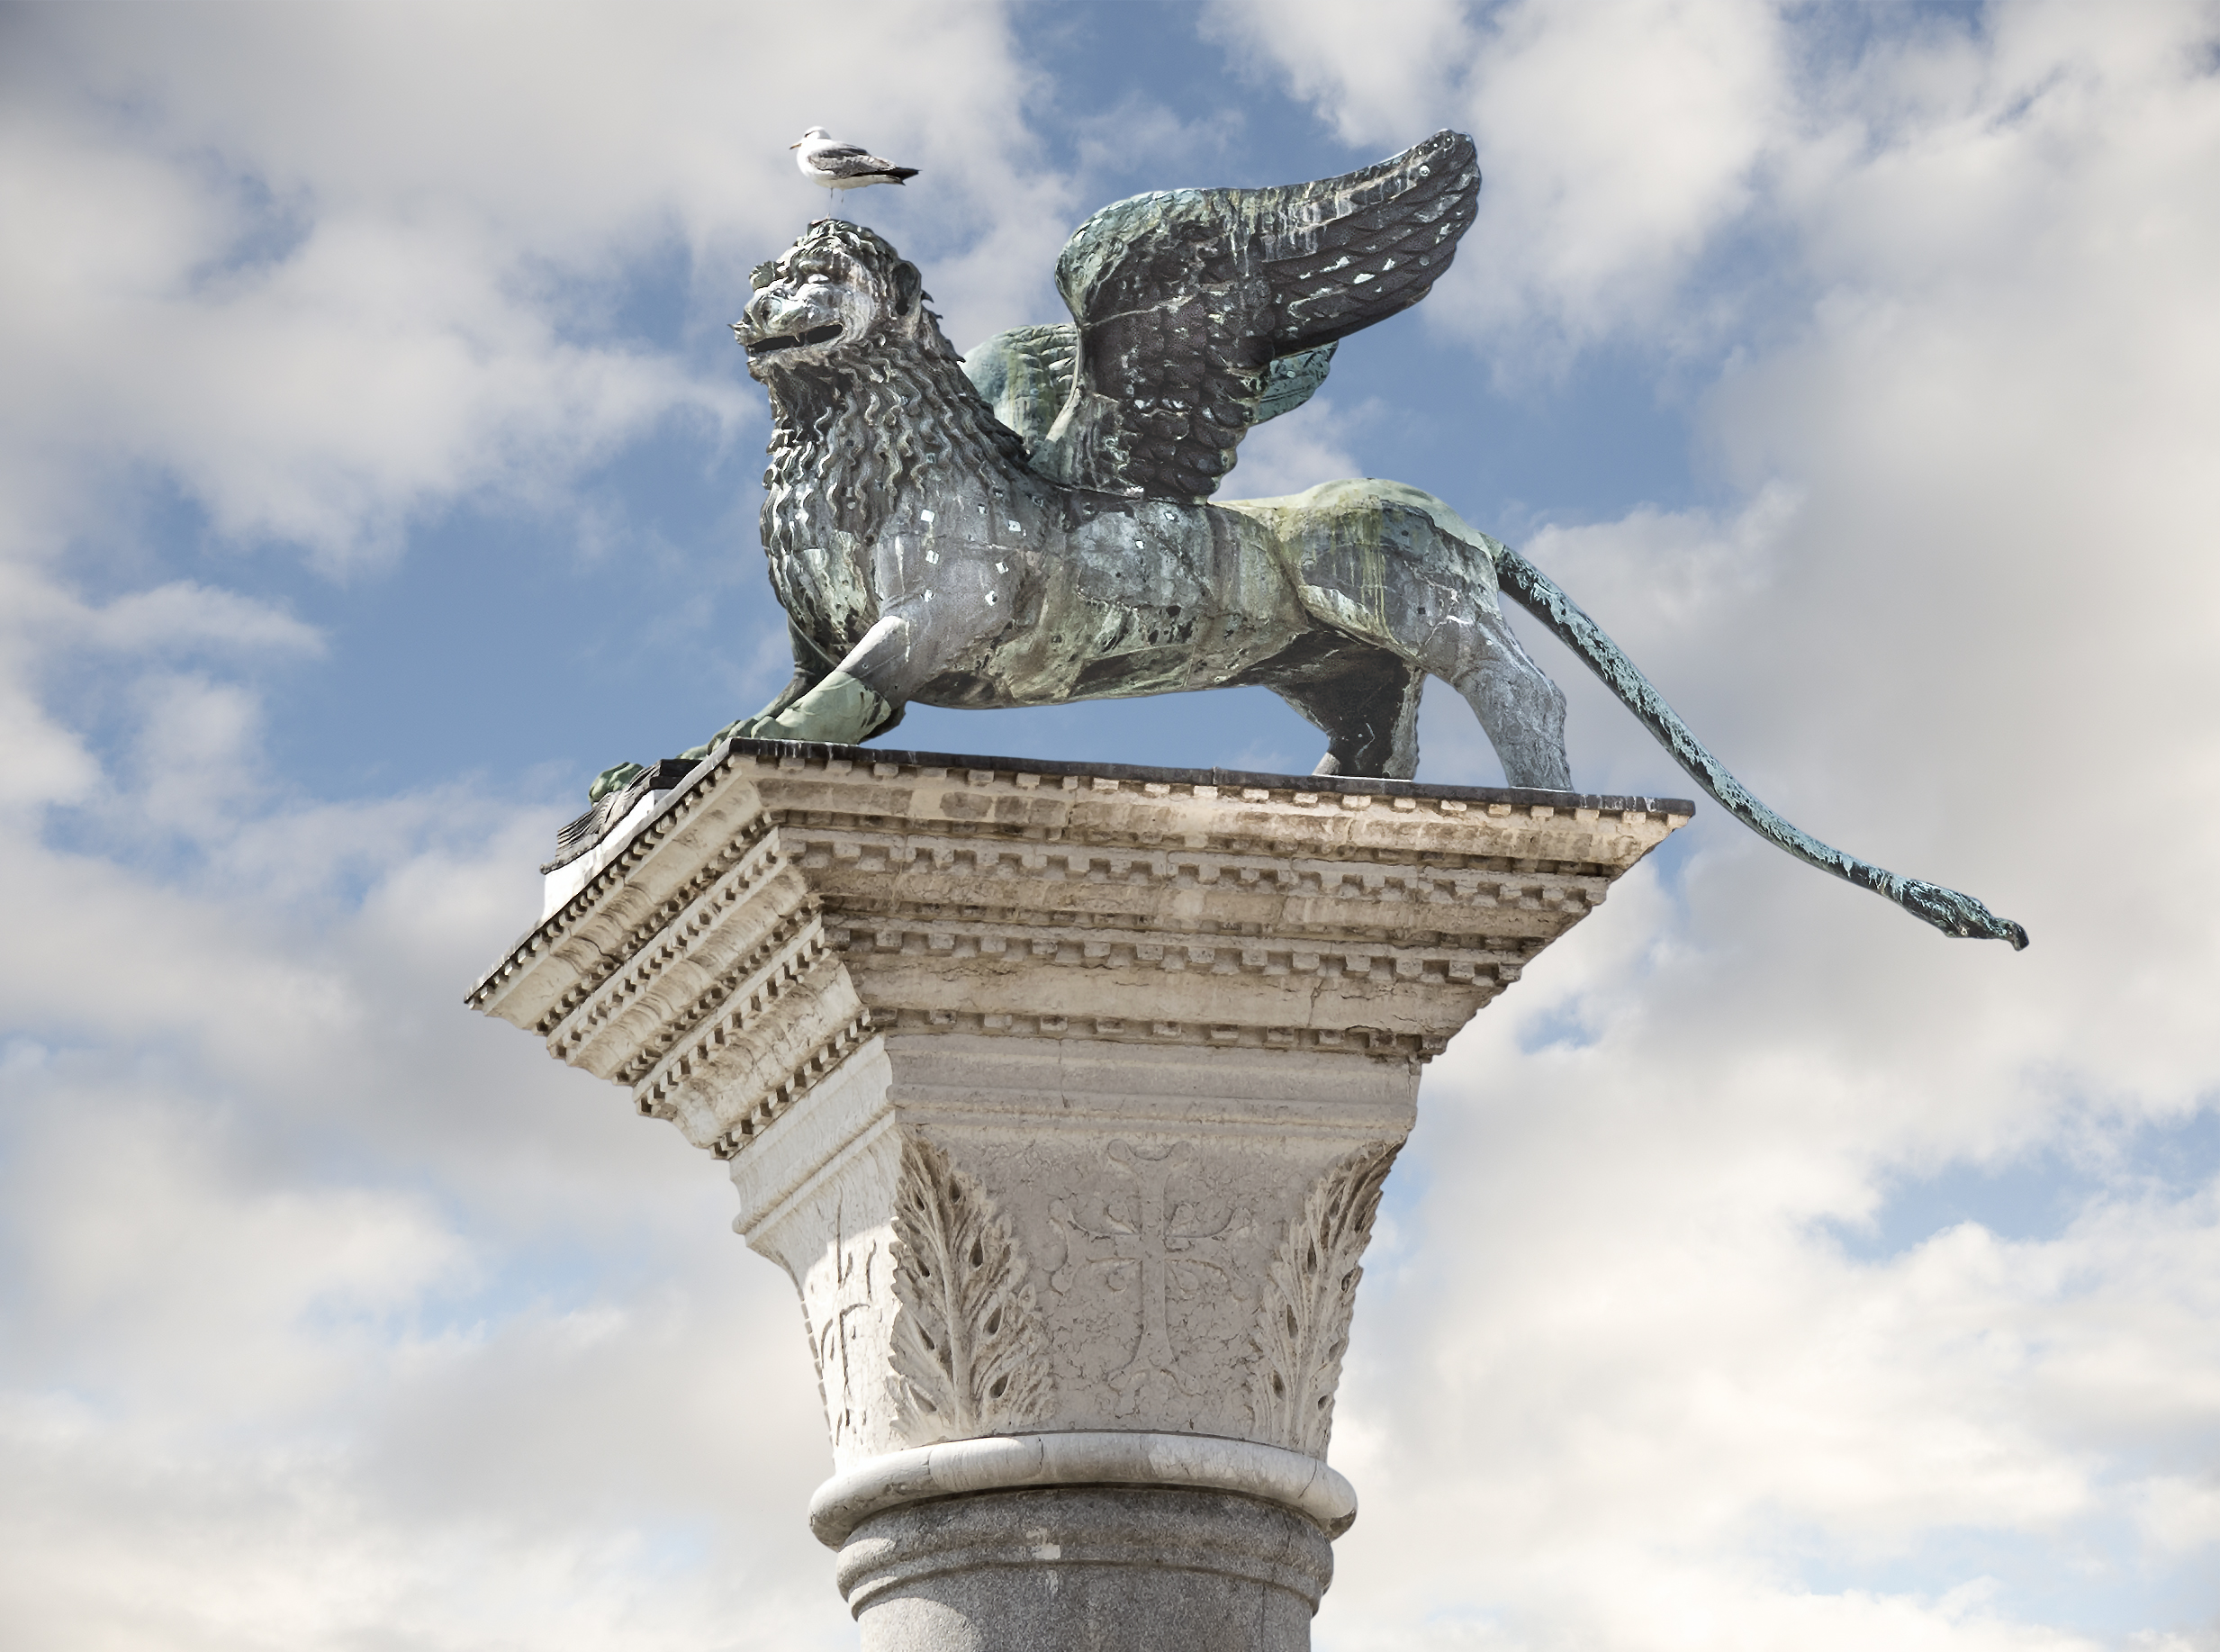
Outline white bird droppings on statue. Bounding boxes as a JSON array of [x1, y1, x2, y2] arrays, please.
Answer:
[[791, 126, 919, 194]]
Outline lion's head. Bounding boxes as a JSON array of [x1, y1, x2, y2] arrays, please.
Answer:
[[735, 221, 928, 379]]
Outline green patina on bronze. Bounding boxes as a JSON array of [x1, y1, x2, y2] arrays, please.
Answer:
[[584, 134, 2024, 949]]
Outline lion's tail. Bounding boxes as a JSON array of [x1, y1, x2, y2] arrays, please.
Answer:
[[1492, 542, 2029, 950]]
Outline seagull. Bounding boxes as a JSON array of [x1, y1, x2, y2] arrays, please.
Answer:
[[790, 127, 919, 195]]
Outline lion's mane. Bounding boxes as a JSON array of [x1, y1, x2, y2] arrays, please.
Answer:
[[762, 223, 1029, 546]]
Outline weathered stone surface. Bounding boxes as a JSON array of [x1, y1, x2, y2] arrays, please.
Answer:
[[836, 1486, 1334, 1652], [470, 736, 1689, 1646], [476, 738, 1691, 1156], [738, 1039, 1414, 1461], [808, 1431, 1358, 1548]]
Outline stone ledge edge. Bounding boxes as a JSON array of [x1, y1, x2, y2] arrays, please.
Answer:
[[472, 736, 1696, 1010], [808, 1431, 1358, 1548], [717, 736, 1696, 816], [538, 736, 1698, 879]]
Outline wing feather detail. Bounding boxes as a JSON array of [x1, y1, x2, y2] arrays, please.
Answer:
[[962, 328, 1336, 458], [1030, 130, 1481, 501]]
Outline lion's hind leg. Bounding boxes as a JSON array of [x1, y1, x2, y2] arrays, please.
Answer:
[[1239, 632, 1424, 780], [1235, 479, 1572, 790], [1450, 627, 1573, 790]]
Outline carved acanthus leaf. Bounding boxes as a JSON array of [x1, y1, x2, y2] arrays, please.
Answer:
[[889, 1135, 1054, 1440], [1250, 1141, 1400, 1456]]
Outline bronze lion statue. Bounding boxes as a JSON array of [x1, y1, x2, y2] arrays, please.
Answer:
[[587, 133, 2024, 948]]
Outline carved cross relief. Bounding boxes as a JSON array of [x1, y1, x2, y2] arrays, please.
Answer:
[[1049, 1141, 1247, 1390]]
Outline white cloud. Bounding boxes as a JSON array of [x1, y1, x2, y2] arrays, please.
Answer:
[[1223, 393, 1376, 500], [83, 582, 326, 658], [1200, 0, 1475, 146], [2139, 1475, 2220, 1557], [0, 767, 853, 1647], [1205, 0, 1791, 358], [0, 0, 1069, 567], [1314, 930, 2220, 1647]]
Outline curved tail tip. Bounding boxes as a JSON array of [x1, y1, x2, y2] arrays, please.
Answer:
[[1959, 911, 2030, 950], [1965, 905, 2030, 951], [1901, 879, 2030, 951]]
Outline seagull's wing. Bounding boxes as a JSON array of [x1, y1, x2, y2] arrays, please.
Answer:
[[1028, 130, 1480, 501], [808, 141, 914, 179]]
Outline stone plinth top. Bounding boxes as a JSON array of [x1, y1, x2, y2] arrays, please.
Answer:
[[469, 738, 1691, 1162], [543, 740, 1698, 875]]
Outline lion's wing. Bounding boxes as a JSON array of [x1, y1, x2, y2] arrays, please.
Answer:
[[963, 327, 1337, 456], [1028, 130, 1481, 501]]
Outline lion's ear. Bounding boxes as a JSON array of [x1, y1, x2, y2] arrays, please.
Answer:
[[749, 260, 779, 292], [890, 259, 923, 318]]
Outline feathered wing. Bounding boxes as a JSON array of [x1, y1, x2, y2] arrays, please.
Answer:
[[1026, 129, 1482, 501], [962, 323, 1081, 452], [805, 140, 918, 182], [962, 327, 1334, 456]]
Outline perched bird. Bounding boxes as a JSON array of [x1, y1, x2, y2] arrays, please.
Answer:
[[790, 127, 919, 195]]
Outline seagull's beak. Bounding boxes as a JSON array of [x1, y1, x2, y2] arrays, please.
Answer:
[[789, 140, 802, 149]]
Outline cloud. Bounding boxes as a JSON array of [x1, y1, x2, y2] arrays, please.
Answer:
[[2140, 1475, 2220, 1557], [0, 0, 1068, 568], [1205, 0, 1791, 358], [1223, 393, 1376, 500], [82, 582, 326, 658], [1316, 898, 2220, 1649], [0, 754, 854, 1648]]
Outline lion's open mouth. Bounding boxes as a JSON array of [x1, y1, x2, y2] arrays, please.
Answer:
[[745, 323, 844, 357]]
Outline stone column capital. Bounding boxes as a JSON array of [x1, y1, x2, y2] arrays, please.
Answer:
[[471, 737, 1689, 1636]]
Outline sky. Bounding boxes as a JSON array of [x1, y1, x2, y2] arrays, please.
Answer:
[[1, 1, 2216, 1647]]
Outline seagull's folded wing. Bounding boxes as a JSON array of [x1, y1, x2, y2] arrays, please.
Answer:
[[811, 142, 911, 178], [1027, 130, 1481, 501]]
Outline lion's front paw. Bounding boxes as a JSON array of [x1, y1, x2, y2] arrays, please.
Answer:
[[676, 716, 783, 764], [717, 715, 781, 745]]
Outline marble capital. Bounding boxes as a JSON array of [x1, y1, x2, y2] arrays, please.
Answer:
[[470, 738, 1689, 1548]]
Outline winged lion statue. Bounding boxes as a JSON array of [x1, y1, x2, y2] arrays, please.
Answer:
[[585, 131, 2025, 949]]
